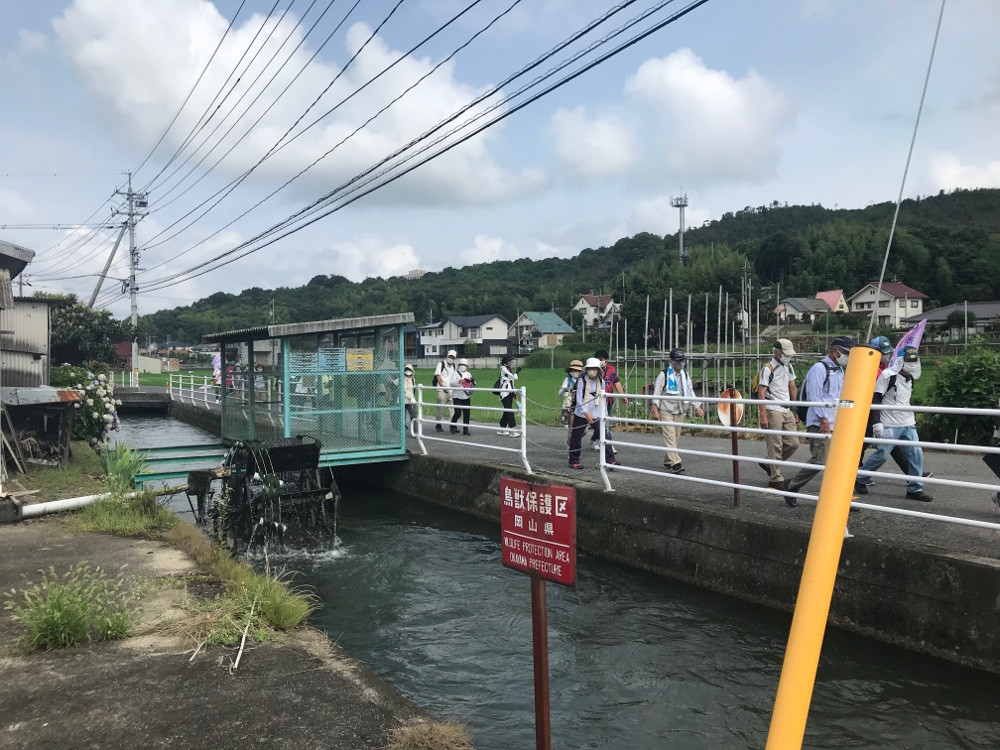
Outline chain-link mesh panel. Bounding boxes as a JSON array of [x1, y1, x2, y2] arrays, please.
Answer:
[[234, 326, 404, 457]]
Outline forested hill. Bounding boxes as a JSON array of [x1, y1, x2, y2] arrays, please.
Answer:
[[139, 187, 1000, 343]]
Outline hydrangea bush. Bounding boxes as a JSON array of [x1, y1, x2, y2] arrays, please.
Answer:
[[50, 364, 123, 449]]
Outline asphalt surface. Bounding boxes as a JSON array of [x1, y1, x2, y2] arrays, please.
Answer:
[[409, 417, 1000, 561]]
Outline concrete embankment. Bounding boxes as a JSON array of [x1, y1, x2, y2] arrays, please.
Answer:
[[168, 399, 222, 434], [0, 518, 426, 749], [338, 453, 1000, 673]]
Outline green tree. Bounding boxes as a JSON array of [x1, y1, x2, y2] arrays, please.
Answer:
[[38, 293, 131, 367]]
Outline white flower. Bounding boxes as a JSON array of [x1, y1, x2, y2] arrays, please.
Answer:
[[103, 414, 113, 423], [96, 388, 106, 397], [116, 399, 122, 406], [92, 412, 99, 419], [105, 402, 114, 411], [86, 398, 94, 406], [98, 374, 106, 382]]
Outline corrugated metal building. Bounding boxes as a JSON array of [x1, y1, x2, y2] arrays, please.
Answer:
[[1, 299, 52, 387]]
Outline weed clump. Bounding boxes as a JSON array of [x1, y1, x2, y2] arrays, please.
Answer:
[[76, 490, 177, 536], [385, 722, 474, 750], [4, 562, 135, 650]]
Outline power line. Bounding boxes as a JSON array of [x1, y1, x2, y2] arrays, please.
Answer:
[[131, 0, 710, 296], [132, 0, 250, 178]]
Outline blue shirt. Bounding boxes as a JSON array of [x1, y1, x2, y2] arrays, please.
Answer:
[[804, 356, 844, 428]]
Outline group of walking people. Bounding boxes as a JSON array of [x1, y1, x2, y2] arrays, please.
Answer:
[[755, 335, 931, 506], [401, 351, 521, 436]]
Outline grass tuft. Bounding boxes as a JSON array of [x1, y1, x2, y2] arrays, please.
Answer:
[[75, 490, 177, 536], [165, 521, 315, 638], [385, 722, 474, 750], [3, 562, 136, 650]]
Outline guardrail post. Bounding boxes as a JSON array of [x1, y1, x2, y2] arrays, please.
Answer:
[[598, 391, 613, 492], [766, 346, 878, 750], [415, 385, 428, 455], [519, 386, 532, 474]]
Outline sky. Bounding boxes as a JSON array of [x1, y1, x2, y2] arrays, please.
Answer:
[[0, 0, 998, 318]]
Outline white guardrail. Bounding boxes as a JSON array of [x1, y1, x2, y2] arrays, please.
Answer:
[[112, 371, 139, 388], [411, 384, 532, 474], [601, 391, 1000, 533], [169, 373, 217, 405]]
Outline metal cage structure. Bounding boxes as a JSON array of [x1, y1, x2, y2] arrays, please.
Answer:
[[203, 313, 414, 467]]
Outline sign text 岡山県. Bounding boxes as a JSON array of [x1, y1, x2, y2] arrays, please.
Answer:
[[500, 477, 576, 587]]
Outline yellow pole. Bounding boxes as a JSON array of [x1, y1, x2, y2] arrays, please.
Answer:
[[765, 345, 879, 750]]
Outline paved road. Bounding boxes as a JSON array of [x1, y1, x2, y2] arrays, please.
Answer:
[[408, 417, 1000, 561]]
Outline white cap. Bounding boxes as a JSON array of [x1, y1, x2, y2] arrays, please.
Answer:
[[447, 349, 458, 357], [584, 357, 603, 369], [458, 358, 469, 366], [775, 338, 796, 356]]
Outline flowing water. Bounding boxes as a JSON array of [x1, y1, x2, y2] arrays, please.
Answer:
[[122, 418, 1000, 748]]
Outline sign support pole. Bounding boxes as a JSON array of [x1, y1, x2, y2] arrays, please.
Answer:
[[530, 574, 552, 750], [730, 428, 741, 507]]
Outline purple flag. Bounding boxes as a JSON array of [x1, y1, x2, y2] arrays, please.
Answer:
[[889, 319, 927, 364]]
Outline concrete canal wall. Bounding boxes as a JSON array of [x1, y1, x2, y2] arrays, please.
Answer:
[[168, 400, 221, 435], [339, 454, 1000, 673]]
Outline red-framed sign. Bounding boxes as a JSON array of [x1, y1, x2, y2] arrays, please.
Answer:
[[500, 477, 576, 587]]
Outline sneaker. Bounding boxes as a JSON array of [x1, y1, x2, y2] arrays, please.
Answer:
[[853, 481, 869, 495], [435, 425, 444, 432], [463, 429, 471, 436], [591, 442, 600, 451], [666, 462, 685, 474], [759, 463, 771, 477], [497, 430, 509, 436], [992, 492, 1000, 511], [607, 460, 621, 467], [450, 426, 459, 434], [923, 471, 933, 479], [906, 491, 933, 502], [768, 480, 785, 490], [569, 462, 583, 469], [612, 446, 618, 455], [785, 494, 798, 508], [508, 431, 520, 438]]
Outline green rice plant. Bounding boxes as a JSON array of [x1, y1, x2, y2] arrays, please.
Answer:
[[100, 442, 148, 492], [4, 563, 135, 650], [76, 491, 177, 536]]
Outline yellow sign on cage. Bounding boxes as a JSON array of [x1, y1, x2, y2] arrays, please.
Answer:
[[346, 348, 374, 371]]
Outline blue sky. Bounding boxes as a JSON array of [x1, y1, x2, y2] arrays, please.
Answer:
[[1, 0, 998, 317]]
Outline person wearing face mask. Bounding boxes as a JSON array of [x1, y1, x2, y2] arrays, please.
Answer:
[[859, 336, 928, 480], [650, 348, 703, 474], [855, 346, 932, 501], [568, 358, 618, 468], [756, 339, 799, 489], [449, 359, 476, 435], [434, 349, 458, 432], [403, 364, 416, 425], [783, 336, 854, 503], [497, 354, 519, 435]]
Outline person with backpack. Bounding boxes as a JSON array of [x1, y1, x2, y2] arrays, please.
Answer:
[[403, 364, 416, 426], [855, 346, 932, 501], [756, 339, 799, 490], [433, 349, 458, 432], [650, 348, 703, 474], [783, 336, 855, 504], [496, 354, 519, 436], [449, 358, 476, 435], [569, 358, 618, 468], [558, 360, 584, 445]]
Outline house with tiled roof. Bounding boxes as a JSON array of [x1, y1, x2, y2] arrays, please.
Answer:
[[510, 312, 575, 351], [418, 315, 510, 357], [815, 289, 848, 313], [573, 294, 619, 328], [903, 300, 1000, 333], [847, 282, 927, 329], [775, 297, 831, 325]]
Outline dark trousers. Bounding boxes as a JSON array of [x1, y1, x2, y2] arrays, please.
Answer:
[[499, 394, 516, 429], [570, 415, 614, 464], [451, 397, 471, 426], [405, 403, 416, 422], [590, 398, 614, 443]]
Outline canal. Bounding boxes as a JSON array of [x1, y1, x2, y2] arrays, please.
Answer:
[[124, 417, 1000, 748]]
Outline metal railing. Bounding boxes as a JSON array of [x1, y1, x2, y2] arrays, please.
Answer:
[[111, 371, 139, 388], [411, 384, 532, 474], [168, 373, 218, 405], [600, 391, 1000, 533]]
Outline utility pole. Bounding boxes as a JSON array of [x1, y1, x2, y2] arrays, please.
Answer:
[[671, 193, 689, 264], [115, 172, 147, 371]]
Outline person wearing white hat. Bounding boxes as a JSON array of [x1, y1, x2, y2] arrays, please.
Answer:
[[433, 349, 459, 432], [568, 358, 618, 468], [449, 358, 476, 435], [403, 364, 416, 425], [756, 339, 799, 489]]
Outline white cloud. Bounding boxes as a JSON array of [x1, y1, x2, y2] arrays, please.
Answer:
[[53, 0, 540, 207], [5, 29, 48, 64], [549, 106, 637, 178], [324, 236, 419, 281], [927, 152, 1000, 191], [0, 189, 33, 220], [626, 48, 795, 182], [630, 196, 710, 236], [462, 234, 522, 264]]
